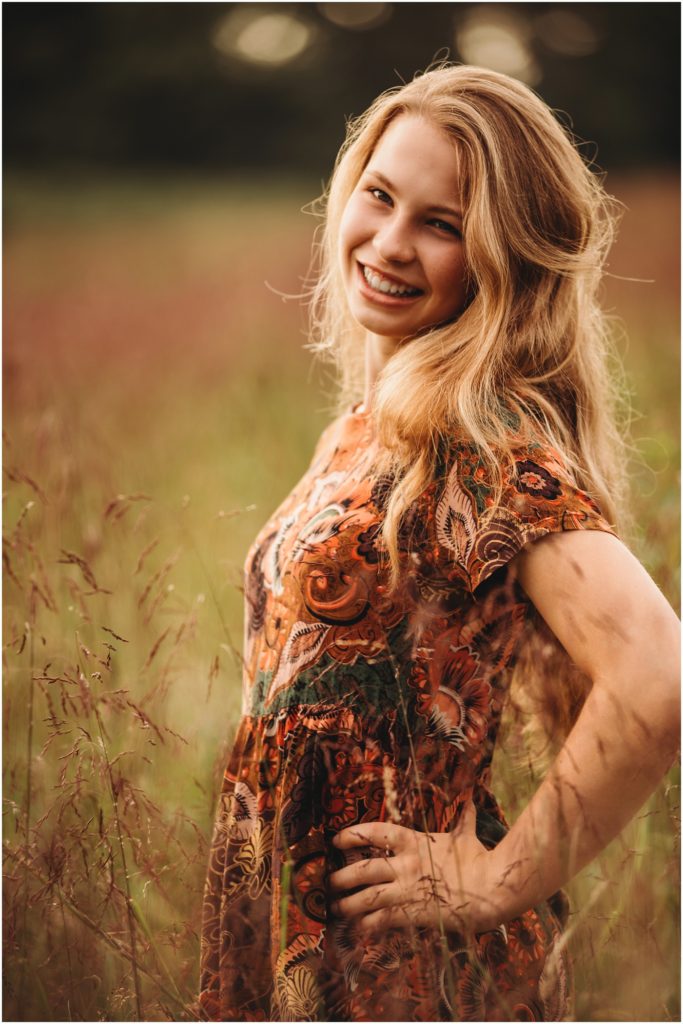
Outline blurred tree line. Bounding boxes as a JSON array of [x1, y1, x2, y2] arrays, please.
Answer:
[[3, 2, 680, 179]]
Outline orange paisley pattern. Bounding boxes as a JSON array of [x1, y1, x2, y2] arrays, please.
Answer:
[[200, 407, 614, 1021]]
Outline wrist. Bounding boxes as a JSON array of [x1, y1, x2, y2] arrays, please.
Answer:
[[444, 846, 516, 936], [473, 840, 530, 932]]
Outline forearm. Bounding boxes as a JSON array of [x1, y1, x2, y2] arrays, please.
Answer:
[[331, 534, 680, 940], [481, 672, 680, 929]]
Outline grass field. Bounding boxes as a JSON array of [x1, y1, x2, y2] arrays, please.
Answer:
[[3, 170, 680, 1021]]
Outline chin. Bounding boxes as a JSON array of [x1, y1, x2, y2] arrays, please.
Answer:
[[349, 302, 412, 338], [361, 320, 413, 345]]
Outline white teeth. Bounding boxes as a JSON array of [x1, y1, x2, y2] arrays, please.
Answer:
[[363, 265, 417, 297]]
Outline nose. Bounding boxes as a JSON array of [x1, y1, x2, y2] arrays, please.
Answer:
[[374, 215, 415, 264]]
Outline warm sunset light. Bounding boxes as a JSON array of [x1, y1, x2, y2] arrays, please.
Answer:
[[212, 8, 313, 66], [534, 8, 601, 57], [455, 8, 540, 85], [317, 3, 391, 31]]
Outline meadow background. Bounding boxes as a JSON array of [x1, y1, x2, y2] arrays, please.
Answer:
[[3, 4, 680, 1022]]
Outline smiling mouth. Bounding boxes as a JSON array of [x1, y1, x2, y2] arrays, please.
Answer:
[[359, 263, 423, 298]]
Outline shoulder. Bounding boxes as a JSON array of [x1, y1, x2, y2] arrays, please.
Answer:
[[442, 428, 607, 521], [435, 430, 615, 592], [308, 408, 359, 465]]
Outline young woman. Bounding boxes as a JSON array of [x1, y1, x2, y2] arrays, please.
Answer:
[[199, 65, 679, 1022]]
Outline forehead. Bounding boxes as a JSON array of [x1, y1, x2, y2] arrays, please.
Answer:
[[365, 114, 462, 203]]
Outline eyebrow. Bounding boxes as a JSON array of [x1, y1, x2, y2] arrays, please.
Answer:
[[365, 168, 463, 222]]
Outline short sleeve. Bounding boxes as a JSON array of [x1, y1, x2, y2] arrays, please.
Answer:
[[434, 439, 617, 594]]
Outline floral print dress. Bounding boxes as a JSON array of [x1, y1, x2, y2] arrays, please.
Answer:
[[200, 406, 613, 1022]]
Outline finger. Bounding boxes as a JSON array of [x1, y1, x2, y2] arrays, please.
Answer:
[[328, 857, 397, 894], [333, 822, 410, 853], [331, 882, 398, 919]]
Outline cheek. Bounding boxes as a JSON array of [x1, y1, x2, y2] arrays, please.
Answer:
[[338, 198, 367, 261], [338, 205, 353, 256], [432, 252, 467, 308]]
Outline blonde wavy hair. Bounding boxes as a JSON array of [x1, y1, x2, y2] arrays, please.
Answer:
[[309, 64, 629, 600]]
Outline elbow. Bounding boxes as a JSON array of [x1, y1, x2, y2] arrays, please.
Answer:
[[644, 655, 680, 770], [592, 651, 680, 771], [659, 617, 681, 751], [639, 610, 680, 761], [659, 673, 681, 763]]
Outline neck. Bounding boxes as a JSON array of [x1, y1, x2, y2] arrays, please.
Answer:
[[364, 332, 400, 411]]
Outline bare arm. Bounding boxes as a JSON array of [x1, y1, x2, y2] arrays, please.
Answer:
[[483, 529, 680, 924], [329, 530, 680, 934]]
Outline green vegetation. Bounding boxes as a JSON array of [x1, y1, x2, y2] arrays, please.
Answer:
[[3, 174, 679, 1021]]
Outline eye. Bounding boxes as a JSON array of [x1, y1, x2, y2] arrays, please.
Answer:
[[368, 187, 392, 205], [429, 218, 462, 238]]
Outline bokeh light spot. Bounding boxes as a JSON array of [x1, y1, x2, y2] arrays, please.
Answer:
[[318, 3, 391, 31], [212, 9, 312, 66], [534, 9, 601, 58], [455, 8, 541, 86]]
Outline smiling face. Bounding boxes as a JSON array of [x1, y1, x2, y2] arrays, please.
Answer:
[[338, 114, 468, 348]]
